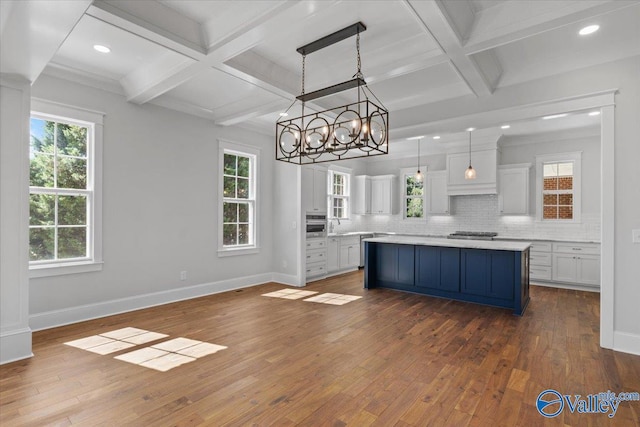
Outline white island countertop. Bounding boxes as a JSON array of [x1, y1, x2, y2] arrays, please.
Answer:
[[363, 235, 531, 251]]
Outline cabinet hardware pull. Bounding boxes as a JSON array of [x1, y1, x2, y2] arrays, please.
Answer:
[[572, 248, 582, 250]]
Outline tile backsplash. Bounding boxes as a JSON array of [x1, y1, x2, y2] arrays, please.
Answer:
[[332, 195, 600, 242]]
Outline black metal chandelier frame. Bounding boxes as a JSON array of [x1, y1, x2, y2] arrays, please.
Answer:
[[276, 22, 389, 165]]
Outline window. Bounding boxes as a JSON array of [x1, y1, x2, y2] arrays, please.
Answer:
[[29, 100, 103, 277], [401, 168, 424, 219], [328, 169, 350, 219], [536, 152, 581, 222], [218, 140, 258, 256]]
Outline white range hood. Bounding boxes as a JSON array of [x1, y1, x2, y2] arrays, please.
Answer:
[[446, 134, 502, 196]]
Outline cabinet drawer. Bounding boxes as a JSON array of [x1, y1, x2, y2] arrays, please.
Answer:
[[530, 265, 552, 281], [530, 252, 552, 266], [306, 239, 327, 250], [306, 250, 327, 264], [530, 242, 552, 252], [340, 236, 360, 246], [552, 242, 600, 255], [306, 263, 327, 277]]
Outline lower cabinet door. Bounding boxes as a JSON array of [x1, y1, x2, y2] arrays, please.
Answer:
[[375, 244, 414, 286], [461, 249, 490, 296], [415, 246, 460, 291], [461, 249, 514, 300]]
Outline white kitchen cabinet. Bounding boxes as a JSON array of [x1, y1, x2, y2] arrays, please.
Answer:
[[327, 237, 339, 272], [552, 242, 600, 287], [305, 238, 327, 282], [447, 149, 498, 195], [339, 236, 360, 270], [353, 175, 371, 214], [529, 241, 552, 281], [370, 175, 396, 214], [302, 165, 327, 213], [425, 171, 449, 215], [498, 164, 531, 215]]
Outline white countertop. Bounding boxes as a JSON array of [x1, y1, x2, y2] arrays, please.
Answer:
[[363, 235, 531, 251]]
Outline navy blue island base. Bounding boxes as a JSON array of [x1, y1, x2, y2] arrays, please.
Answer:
[[364, 237, 530, 316]]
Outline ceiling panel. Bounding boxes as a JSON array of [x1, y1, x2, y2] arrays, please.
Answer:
[[159, 67, 280, 114], [51, 14, 186, 81], [490, 3, 640, 87], [250, 0, 441, 90]]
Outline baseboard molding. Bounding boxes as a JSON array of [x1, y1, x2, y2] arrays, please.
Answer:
[[531, 281, 600, 293], [30, 273, 274, 332], [271, 272, 302, 287], [0, 327, 33, 365], [613, 331, 640, 356]]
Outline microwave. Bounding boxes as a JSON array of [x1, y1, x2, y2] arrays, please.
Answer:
[[306, 213, 327, 238]]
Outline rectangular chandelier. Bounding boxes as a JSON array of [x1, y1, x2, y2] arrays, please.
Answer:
[[275, 22, 389, 165]]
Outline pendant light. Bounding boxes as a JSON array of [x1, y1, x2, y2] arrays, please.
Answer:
[[465, 129, 476, 180], [415, 137, 423, 181]]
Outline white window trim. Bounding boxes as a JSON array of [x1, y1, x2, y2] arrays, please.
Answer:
[[400, 167, 426, 220], [29, 99, 104, 278], [328, 165, 351, 221], [217, 139, 260, 257], [535, 151, 582, 223]]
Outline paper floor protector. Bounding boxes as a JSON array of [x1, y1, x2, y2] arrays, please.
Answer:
[[99, 327, 148, 340], [121, 331, 169, 345], [85, 340, 136, 355], [139, 353, 196, 372], [176, 342, 228, 358], [64, 335, 115, 349], [115, 347, 169, 364], [152, 337, 202, 352]]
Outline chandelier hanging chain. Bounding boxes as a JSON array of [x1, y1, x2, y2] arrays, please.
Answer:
[[301, 54, 306, 96], [355, 31, 363, 79]]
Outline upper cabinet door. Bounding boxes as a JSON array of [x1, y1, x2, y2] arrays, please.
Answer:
[[370, 176, 396, 214], [498, 165, 530, 215], [302, 166, 327, 212], [425, 171, 449, 215]]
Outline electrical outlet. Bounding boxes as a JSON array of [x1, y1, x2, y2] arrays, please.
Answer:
[[633, 229, 640, 244], [292, 221, 297, 229], [282, 260, 288, 268], [180, 271, 187, 281]]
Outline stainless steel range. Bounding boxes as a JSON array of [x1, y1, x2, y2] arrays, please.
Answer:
[[447, 231, 498, 241]]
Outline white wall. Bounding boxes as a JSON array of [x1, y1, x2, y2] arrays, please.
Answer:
[[29, 74, 275, 329], [0, 75, 32, 363]]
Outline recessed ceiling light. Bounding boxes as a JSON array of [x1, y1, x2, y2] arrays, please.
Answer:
[[93, 44, 111, 53], [279, 112, 288, 117], [466, 127, 475, 132], [542, 113, 568, 120], [433, 136, 441, 140], [501, 125, 510, 129], [579, 25, 600, 36], [407, 135, 425, 140], [588, 111, 601, 116]]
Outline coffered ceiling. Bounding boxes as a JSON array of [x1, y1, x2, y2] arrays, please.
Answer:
[[2, 0, 639, 151]]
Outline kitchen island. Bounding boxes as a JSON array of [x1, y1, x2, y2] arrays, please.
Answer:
[[363, 236, 531, 315]]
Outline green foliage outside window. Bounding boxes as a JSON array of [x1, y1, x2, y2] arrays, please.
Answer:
[[222, 152, 252, 246], [29, 118, 89, 261], [405, 175, 424, 218]]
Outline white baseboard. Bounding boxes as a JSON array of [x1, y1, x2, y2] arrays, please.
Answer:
[[0, 327, 33, 364], [531, 281, 600, 293], [613, 331, 640, 356], [271, 272, 302, 287], [30, 273, 274, 331]]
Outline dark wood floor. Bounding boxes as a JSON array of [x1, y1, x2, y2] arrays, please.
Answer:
[[1, 271, 639, 426]]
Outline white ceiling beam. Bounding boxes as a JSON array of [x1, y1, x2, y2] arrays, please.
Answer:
[[88, 0, 207, 57], [0, 0, 92, 82], [404, 0, 498, 97], [464, 0, 638, 54]]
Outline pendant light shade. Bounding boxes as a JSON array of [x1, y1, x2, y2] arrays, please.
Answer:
[[415, 138, 422, 181], [465, 130, 476, 180]]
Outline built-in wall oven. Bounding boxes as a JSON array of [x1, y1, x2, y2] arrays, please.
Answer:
[[306, 213, 327, 238]]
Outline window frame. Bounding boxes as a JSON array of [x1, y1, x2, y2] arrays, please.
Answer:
[[217, 140, 260, 257], [400, 167, 426, 220], [29, 99, 104, 278], [535, 152, 582, 223], [328, 166, 351, 220]]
